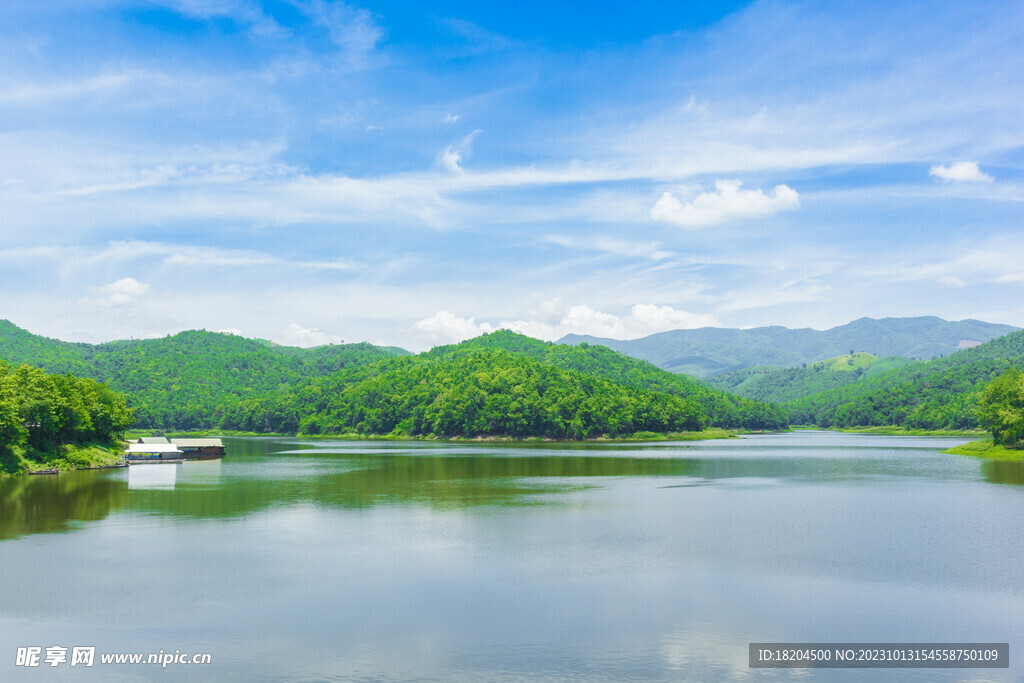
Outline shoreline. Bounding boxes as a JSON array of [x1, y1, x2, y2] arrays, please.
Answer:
[[792, 425, 986, 437], [943, 440, 1024, 460], [1, 441, 127, 478], [131, 427, 755, 444]]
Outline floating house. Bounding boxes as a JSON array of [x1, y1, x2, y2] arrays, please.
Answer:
[[128, 436, 226, 462], [175, 438, 226, 459], [126, 443, 183, 462]]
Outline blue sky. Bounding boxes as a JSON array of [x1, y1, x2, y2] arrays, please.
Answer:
[[1, 0, 1022, 350]]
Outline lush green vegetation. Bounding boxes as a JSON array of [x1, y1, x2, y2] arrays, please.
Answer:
[[782, 330, 1024, 430], [561, 316, 1016, 376], [943, 439, 1024, 460], [0, 323, 787, 439], [423, 331, 787, 429], [0, 361, 132, 475], [707, 354, 918, 403], [0, 321, 408, 430], [219, 335, 788, 438], [291, 351, 706, 439], [976, 367, 1024, 447]]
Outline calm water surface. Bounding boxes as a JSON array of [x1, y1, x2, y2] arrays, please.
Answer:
[[2, 432, 1023, 681]]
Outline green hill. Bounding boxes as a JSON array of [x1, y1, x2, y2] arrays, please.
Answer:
[[0, 323, 786, 436], [707, 353, 919, 403], [782, 330, 1024, 429], [559, 316, 1017, 377], [424, 331, 787, 429], [219, 331, 789, 438], [0, 321, 409, 430]]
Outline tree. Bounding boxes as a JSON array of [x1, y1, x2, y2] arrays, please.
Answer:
[[977, 367, 1024, 446]]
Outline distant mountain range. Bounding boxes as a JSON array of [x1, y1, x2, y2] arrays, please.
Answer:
[[558, 317, 1019, 377]]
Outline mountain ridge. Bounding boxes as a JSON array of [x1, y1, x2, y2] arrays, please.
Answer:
[[558, 316, 1018, 377]]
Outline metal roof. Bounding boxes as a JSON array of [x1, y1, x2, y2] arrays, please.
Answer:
[[174, 438, 224, 447], [128, 444, 182, 454], [138, 436, 171, 444]]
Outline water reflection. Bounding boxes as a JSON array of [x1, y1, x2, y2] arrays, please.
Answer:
[[982, 459, 1024, 485], [1, 435, 1021, 542], [0, 471, 129, 540], [128, 462, 181, 490]]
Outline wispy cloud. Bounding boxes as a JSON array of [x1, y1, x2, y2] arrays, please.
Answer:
[[295, 0, 382, 54], [1, 0, 1022, 347], [157, 0, 286, 38], [544, 235, 674, 260], [440, 130, 481, 174]]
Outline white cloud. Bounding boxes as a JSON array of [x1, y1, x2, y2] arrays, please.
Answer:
[[929, 161, 993, 183], [421, 303, 720, 344], [650, 180, 800, 228], [444, 114, 459, 124], [937, 275, 966, 287], [414, 311, 494, 345], [80, 277, 150, 308], [551, 304, 717, 339], [278, 323, 343, 347]]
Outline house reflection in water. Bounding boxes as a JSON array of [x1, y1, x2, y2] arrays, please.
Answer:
[[128, 462, 181, 490]]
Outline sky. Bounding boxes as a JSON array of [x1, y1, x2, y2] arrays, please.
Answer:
[[1, 0, 1022, 351]]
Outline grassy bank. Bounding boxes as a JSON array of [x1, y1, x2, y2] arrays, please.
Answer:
[[793, 426, 986, 437], [131, 428, 747, 443], [944, 440, 1024, 460], [0, 441, 126, 477]]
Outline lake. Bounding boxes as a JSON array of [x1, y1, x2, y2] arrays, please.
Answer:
[[2, 432, 1023, 681]]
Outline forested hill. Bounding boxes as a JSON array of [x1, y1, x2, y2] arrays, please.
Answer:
[[782, 329, 1024, 429], [707, 353, 919, 403], [0, 323, 785, 436], [0, 360, 132, 475], [559, 316, 1017, 377], [421, 331, 786, 429], [0, 321, 408, 430], [221, 335, 788, 438]]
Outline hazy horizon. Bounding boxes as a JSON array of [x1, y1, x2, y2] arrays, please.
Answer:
[[2, 313, 1019, 353]]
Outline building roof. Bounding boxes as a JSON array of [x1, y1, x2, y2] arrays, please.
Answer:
[[174, 438, 224, 448], [138, 436, 171, 444], [128, 444, 182, 454]]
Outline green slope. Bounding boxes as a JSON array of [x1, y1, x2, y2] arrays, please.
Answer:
[[423, 330, 788, 430], [219, 330, 789, 437], [783, 330, 1024, 429], [707, 353, 919, 403], [290, 350, 709, 439], [0, 321, 409, 430]]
